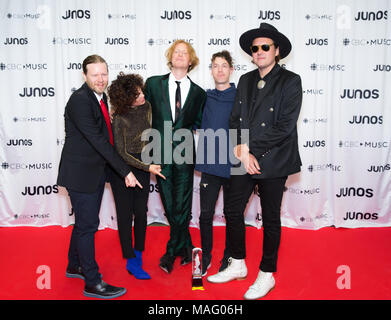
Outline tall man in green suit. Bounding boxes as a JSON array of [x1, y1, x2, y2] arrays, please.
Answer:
[[145, 40, 206, 274]]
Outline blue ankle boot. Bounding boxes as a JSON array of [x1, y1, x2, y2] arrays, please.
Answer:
[[126, 258, 151, 280], [134, 250, 142, 266]]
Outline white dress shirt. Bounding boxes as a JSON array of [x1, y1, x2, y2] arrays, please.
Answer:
[[168, 72, 190, 120]]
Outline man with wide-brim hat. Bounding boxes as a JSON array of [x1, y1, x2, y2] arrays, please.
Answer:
[[207, 23, 303, 300]]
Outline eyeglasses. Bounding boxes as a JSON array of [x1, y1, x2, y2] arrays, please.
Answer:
[[250, 43, 274, 53]]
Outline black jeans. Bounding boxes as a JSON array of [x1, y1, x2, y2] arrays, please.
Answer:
[[199, 172, 230, 259], [224, 174, 287, 272], [67, 173, 105, 286], [110, 166, 150, 259]]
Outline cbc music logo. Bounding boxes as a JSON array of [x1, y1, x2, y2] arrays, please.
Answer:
[[148, 38, 194, 46], [13, 116, 47, 123], [348, 115, 383, 125], [284, 186, 320, 195], [21, 184, 58, 196], [338, 140, 389, 148], [3, 37, 28, 45], [336, 187, 373, 198], [61, 9, 91, 20], [104, 37, 130, 45], [302, 88, 324, 95], [305, 13, 333, 21], [107, 13, 136, 20], [0, 62, 48, 71], [310, 63, 345, 71], [13, 213, 50, 220], [373, 64, 391, 72], [302, 118, 327, 124], [18, 87, 55, 97], [209, 13, 236, 21], [107, 63, 147, 71], [305, 38, 328, 46], [299, 214, 328, 223], [1, 161, 53, 171], [367, 164, 390, 173], [307, 164, 341, 172], [342, 38, 391, 46], [160, 10, 192, 20], [257, 10, 280, 20], [340, 89, 379, 99], [208, 63, 248, 72], [207, 38, 231, 46], [5, 12, 40, 20], [354, 10, 388, 21], [52, 37, 91, 45]]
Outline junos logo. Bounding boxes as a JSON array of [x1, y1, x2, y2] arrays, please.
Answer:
[[343, 212, 378, 220], [4, 37, 28, 45], [348, 115, 383, 124], [21, 185, 58, 196], [367, 164, 390, 172], [340, 89, 379, 99], [336, 187, 373, 198], [160, 10, 191, 20], [258, 10, 280, 20], [207, 38, 230, 46], [305, 38, 328, 46], [354, 10, 388, 21], [62, 9, 91, 20], [19, 87, 55, 97], [373, 64, 391, 72], [104, 37, 129, 45], [303, 140, 326, 148], [6, 139, 32, 147]]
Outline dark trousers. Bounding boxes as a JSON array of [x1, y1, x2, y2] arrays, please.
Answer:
[[157, 163, 194, 257], [67, 173, 105, 287], [199, 172, 230, 258], [224, 174, 287, 272], [110, 166, 150, 259]]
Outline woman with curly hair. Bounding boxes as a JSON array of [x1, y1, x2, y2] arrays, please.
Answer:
[[108, 72, 165, 280]]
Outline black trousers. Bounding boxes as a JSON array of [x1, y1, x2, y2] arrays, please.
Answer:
[[110, 166, 150, 259], [224, 174, 287, 272], [199, 172, 230, 258], [67, 173, 106, 287]]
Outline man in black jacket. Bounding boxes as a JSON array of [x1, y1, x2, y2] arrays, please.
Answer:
[[207, 23, 302, 300], [57, 54, 140, 299]]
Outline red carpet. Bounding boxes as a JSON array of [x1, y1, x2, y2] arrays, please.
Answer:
[[0, 225, 390, 300]]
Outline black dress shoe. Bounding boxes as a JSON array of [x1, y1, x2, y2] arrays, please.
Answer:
[[65, 266, 85, 280], [83, 280, 126, 299], [180, 246, 193, 266], [159, 254, 175, 274]]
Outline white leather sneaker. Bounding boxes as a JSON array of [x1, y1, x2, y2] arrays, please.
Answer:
[[243, 270, 275, 300], [207, 257, 247, 283]]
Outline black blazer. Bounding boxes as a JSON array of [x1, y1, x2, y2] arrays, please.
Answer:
[[230, 64, 302, 179], [57, 82, 130, 193]]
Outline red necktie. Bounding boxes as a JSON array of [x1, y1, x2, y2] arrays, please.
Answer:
[[100, 99, 113, 145]]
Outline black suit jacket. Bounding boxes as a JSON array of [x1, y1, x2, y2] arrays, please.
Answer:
[[230, 64, 302, 179], [57, 82, 130, 193]]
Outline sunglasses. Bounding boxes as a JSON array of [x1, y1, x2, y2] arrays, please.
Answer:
[[250, 43, 275, 53]]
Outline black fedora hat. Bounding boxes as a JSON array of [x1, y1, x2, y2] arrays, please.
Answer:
[[239, 22, 292, 59]]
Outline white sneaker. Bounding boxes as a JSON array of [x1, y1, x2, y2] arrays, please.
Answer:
[[243, 270, 275, 300], [207, 257, 247, 283]]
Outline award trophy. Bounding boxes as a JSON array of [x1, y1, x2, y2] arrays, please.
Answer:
[[191, 247, 204, 290]]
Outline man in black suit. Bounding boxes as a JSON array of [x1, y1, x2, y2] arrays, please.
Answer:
[[57, 54, 141, 299], [207, 23, 302, 300]]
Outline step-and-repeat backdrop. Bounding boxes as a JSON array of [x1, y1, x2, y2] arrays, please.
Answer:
[[1, 0, 390, 230]]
